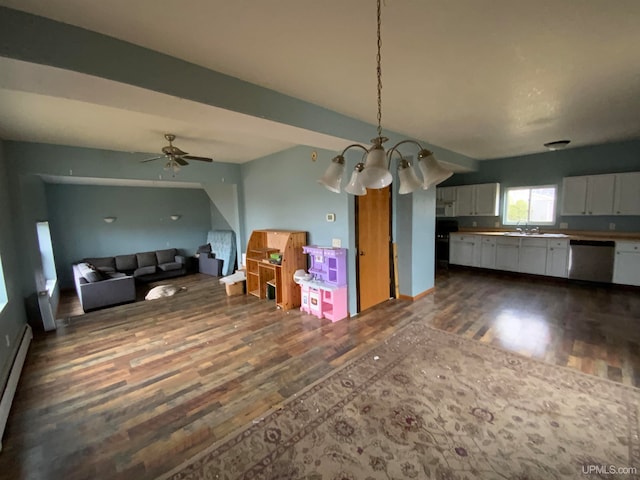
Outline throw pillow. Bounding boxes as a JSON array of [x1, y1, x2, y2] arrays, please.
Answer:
[[77, 262, 105, 283]]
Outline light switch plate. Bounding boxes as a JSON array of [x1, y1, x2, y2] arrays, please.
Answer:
[[326, 213, 336, 222], [332, 238, 341, 248], [560, 222, 568, 229]]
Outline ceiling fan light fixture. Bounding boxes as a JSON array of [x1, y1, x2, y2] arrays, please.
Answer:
[[317, 0, 453, 196], [544, 140, 571, 150]]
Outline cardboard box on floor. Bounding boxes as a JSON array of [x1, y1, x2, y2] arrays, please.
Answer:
[[220, 270, 246, 296]]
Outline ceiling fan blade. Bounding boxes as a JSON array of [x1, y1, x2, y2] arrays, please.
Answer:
[[140, 155, 165, 163], [175, 157, 189, 166], [182, 155, 213, 162]]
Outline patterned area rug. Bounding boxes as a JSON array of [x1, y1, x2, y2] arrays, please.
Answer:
[[161, 322, 640, 480]]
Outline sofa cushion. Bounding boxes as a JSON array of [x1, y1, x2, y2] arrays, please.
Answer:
[[106, 272, 127, 279], [115, 254, 137, 272], [158, 262, 182, 272], [137, 251, 158, 268], [134, 265, 157, 277], [83, 257, 116, 270], [77, 262, 105, 283], [156, 248, 177, 265]]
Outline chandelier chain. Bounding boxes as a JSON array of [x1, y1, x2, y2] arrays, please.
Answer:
[[376, 0, 383, 139]]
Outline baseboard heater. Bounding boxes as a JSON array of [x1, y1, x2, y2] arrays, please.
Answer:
[[0, 325, 33, 452]]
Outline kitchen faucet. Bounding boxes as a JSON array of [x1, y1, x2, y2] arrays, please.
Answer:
[[515, 222, 539, 234]]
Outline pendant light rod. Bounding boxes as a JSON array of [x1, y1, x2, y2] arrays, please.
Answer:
[[318, 0, 454, 195], [375, 0, 383, 140]]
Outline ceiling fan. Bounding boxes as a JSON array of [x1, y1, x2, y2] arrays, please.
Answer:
[[141, 133, 213, 175]]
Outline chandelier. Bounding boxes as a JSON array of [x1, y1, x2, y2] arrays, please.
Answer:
[[319, 0, 453, 195]]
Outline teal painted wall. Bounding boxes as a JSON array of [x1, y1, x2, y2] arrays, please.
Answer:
[[4, 141, 243, 324], [46, 184, 212, 288], [442, 139, 640, 232], [394, 185, 437, 297], [241, 145, 439, 309], [240, 146, 360, 312], [0, 139, 29, 389]]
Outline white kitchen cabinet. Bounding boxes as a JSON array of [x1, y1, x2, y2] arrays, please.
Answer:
[[561, 174, 615, 215], [449, 234, 480, 267], [479, 236, 497, 269], [519, 237, 548, 275], [545, 239, 569, 278], [495, 237, 520, 272], [436, 186, 457, 203], [613, 241, 640, 286], [455, 185, 475, 216], [613, 172, 640, 215], [455, 183, 500, 216]]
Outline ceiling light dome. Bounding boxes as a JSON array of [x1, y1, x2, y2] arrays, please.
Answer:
[[544, 140, 571, 150]]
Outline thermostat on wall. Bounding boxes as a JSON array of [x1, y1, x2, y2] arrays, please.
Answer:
[[326, 213, 335, 222]]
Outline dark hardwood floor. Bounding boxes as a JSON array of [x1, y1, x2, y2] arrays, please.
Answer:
[[1, 269, 638, 479]]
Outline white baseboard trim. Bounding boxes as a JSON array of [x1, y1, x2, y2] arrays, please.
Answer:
[[0, 325, 33, 453]]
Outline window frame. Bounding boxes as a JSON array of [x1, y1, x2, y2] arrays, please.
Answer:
[[502, 184, 558, 226]]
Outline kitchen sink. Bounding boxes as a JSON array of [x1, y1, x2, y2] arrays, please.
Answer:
[[503, 232, 569, 238], [502, 232, 569, 238]]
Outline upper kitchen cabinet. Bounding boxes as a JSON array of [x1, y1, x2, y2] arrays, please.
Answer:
[[455, 183, 500, 216], [561, 174, 615, 215], [613, 172, 640, 215], [561, 172, 640, 216], [436, 186, 457, 204]]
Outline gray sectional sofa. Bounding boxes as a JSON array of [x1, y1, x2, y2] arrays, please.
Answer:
[[73, 248, 187, 312]]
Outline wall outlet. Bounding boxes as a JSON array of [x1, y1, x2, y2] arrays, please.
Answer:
[[494, 221, 500, 228], [560, 222, 568, 229], [332, 238, 341, 248], [472, 221, 477, 227], [609, 223, 616, 230], [5, 334, 9, 347]]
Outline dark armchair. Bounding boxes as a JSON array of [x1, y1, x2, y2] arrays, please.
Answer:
[[196, 243, 223, 277]]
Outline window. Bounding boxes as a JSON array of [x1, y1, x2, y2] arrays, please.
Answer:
[[503, 185, 557, 225], [0, 254, 7, 313]]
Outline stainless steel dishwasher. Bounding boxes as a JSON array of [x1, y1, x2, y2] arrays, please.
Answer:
[[568, 240, 615, 283]]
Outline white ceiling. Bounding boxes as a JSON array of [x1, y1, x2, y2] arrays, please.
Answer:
[[0, 0, 639, 162]]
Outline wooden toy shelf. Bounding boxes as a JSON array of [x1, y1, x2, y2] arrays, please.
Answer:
[[245, 230, 307, 310]]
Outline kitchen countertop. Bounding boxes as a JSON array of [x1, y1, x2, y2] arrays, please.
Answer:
[[455, 229, 640, 242]]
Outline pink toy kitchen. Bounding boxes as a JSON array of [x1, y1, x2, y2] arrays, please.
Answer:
[[298, 246, 348, 322]]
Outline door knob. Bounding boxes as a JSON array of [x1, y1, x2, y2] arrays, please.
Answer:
[[359, 250, 365, 256]]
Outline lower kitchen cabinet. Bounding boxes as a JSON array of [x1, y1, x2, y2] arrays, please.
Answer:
[[450, 234, 640, 285], [546, 240, 569, 277], [450, 234, 480, 267], [479, 237, 497, 269], [495, 237, 520, 271], [519, 237, 548, 275], [613, 241, 640, 286]]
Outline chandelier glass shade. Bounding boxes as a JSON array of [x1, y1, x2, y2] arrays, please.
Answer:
[[318, 0, 453, 195]]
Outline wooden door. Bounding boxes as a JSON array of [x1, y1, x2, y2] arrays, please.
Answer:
[[356, 187, 391, 312]]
